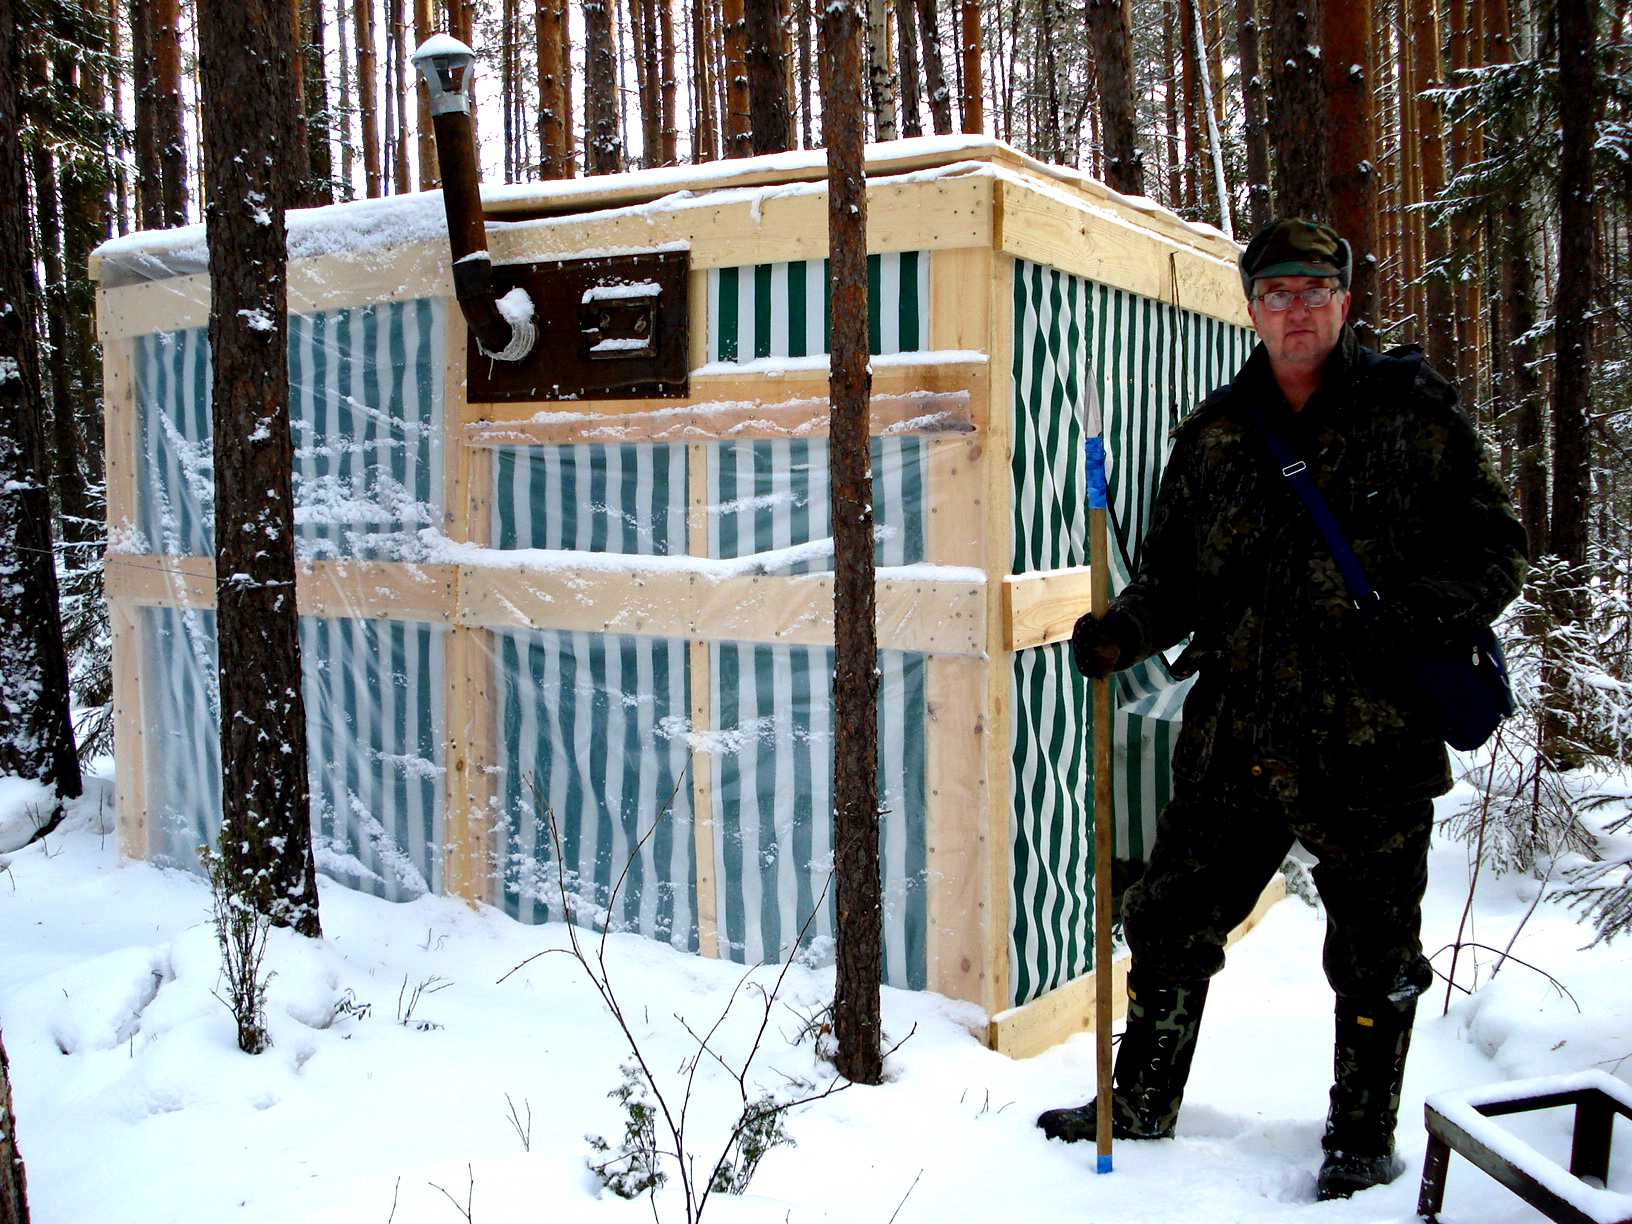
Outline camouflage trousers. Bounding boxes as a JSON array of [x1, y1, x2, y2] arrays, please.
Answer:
[[1122, 777, 1436, 1002]]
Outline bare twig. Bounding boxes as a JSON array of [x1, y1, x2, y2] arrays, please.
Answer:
[[386, 1176, 400, 1223], [504, 1093, 532, 1152], [1428, 940, 1581, 1011], [1445, 722, 1504, 1015], [887, 1169, 925, 1224], [427, 1164, 474, 1222]]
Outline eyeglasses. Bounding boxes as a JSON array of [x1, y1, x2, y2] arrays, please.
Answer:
[[1254, 286, 1340, 311]]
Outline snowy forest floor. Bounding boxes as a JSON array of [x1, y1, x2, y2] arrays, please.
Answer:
[[3, 769, 1630, 1224]]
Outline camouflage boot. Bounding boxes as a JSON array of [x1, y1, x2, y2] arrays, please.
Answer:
[[1315, 994, 1416, 1201], [1036, 975, 1210, 1144]]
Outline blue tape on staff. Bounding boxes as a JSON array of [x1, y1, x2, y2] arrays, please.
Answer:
[[1097, 1154, 1113, 1174], [1086, 435, 1108, 510]]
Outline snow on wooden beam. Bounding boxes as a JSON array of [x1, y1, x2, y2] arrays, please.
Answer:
[[103, 555, 459, 623], [455, 563, 987, 657], [463, 358, 986, 446]]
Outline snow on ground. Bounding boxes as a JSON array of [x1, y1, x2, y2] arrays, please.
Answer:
[[3, 772, 1629, 1223]]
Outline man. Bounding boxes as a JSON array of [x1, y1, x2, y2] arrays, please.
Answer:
[[1036, 219, 1528, 1200]]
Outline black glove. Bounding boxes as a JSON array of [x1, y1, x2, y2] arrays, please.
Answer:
[[1071, 610, 1124, 679]]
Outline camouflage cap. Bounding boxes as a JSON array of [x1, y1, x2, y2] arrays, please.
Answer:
[[1238, 219, 1352, 298]]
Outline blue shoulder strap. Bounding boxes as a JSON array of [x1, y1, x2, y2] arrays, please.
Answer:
[[1244, 403, 1382, 612]]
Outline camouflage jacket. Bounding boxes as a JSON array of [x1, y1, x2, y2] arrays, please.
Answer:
[[1107, 326, 1529, 809]]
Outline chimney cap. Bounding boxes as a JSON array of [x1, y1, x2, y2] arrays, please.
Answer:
[[413, 35, 476, 116]]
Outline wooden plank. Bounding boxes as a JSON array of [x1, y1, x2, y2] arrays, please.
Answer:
[[110, 602, 149, 861], [686, 441, 719, 958], [101, 337, 138, 537], [441, 625, 491, 907], [987, 953, 1132, 1061], [96, 243, 451, 342], [987, 875, 1287, 1058], [294, 561, 457, 622], [924, 656, 991, 1008], [103, 554, 215, 607], [463, 359, 987, 445], [925, 248, 994, 575], [468, 388, 975, 447], [980, 255, 1016, 1017], [454, 565, 987, 657], [689, 637, 718, 958], [1002, 566, 1095, 651], [994, 179, 1250, 326], [441, 298, 476, 541], [486, 172, 992, 275], [102, 554, 459, 622]]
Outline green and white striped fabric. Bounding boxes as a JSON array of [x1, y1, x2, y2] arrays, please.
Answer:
[[1005, 261, 1254, 1007], [1087, 283, 1253, 862], [707, 438, 926, 571], [710, 643, 927, 989], [141, 606, 445, 901], [132, 298, 444, 560], [705, 252, 929, 362], [492, 628, 696, 949], [492, 444, 689, 553], [1009, 261, 1095, 1007]]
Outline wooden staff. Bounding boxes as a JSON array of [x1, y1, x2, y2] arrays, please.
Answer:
[[1087, 434, 1114, 1175]]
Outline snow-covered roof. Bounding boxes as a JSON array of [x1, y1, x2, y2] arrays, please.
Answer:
[[90, 136, 1241, 290]]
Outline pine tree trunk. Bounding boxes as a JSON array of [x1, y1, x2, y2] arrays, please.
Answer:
[[1408, 0, 1453, 369], [285, 0, 315, 200], [503, 0, 516, 181], [958, 0, 980, 132], [868, 0, 896, 140], [389, 0, 410, 192], [1549, 0, 1595, 572], [797, 0, 814, 145], [59, 23, 110, 494], [153, 0, 189, 223], [356, 0, 382, 196], [723, 0, 751, 153], [1163, 0, 1182, 209], [0, 1025, 31, 1224], [1180, 0, 1201, 214], [1394, 0, 1423, 335], [896, 0, 923, 137], [660, 0, 679, 163], [337, 0, 356, 196], [1490, 0, 1542, 544], [131, 0, 164, 227], [303, 0, 333, 202], [109, 0, 130, 234], [747, 0, 790, 152], [1446, 0, 1480, 395], [822, 0, 883, 1087], [692, 0, 718, 159], [199, 0, 322, 939], [1236, 0, 1270, 231], [1085, 0, 1143, 195], [1323, 0, 1375, 338], [2, 8, 81, 815], [914, 0, 951, 134], [415, 0, 436, 187], [586, 0, 624, 171], [1266, 0, 1329, 220], [25, 56, 94, 552], [537, 0, 571, 176]]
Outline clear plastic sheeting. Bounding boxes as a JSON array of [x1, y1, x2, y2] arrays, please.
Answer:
[[489, 628, 696, 948], [140, 605, 446, 902], [131, 297, 445, 562], [480, 627, 929, 989]]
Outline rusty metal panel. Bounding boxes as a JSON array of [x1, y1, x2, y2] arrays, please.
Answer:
[[469, 250, 689, 402]]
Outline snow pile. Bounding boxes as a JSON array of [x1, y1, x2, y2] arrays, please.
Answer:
[[3, 777, 1629, 1222]]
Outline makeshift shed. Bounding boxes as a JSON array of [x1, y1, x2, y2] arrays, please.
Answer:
[[94, 135, 1276, 1057]]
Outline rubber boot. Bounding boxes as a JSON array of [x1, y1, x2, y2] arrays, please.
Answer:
[[1315, 994, 1416, 1200], [1036, 974, 1209, 1144]]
